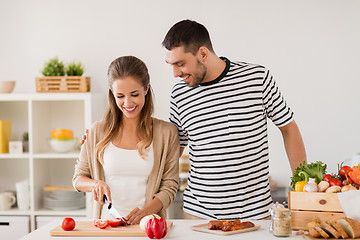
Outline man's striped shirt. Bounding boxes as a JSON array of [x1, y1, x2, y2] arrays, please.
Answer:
[[169, 57, 294, 220]]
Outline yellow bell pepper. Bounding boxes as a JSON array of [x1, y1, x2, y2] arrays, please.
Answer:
[[294, 171, 309, 192], [295, 181, 307, 192]]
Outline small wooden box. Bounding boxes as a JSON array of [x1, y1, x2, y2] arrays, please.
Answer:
[[36, 76, 91, 92], [288, 191, 346, 230]]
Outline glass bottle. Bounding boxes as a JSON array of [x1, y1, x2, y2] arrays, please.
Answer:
[[272, 208, 292, 237]]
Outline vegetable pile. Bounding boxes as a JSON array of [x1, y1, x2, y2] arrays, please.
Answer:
[[291, 161, 360, 193], [291, 161, 327, 190]]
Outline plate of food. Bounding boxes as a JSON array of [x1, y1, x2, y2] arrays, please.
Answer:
[[191, 219, 260, 236]]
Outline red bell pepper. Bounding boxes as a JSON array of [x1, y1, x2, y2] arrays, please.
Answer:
[[349, 166, 360, 185], [145, 217, 167, 239]]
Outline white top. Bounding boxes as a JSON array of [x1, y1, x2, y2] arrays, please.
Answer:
[[101, 142, 154, 219]]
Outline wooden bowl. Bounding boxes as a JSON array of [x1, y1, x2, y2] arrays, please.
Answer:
[[0, 81, 16, 93]]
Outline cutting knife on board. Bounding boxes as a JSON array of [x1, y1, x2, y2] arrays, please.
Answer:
[[103, 195, 127, 222]]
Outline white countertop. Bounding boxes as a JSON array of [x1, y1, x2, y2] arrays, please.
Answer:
[[20, 218, 304, 240]]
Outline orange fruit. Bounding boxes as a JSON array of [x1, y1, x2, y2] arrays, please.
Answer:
[[51, 129, 74, 139]]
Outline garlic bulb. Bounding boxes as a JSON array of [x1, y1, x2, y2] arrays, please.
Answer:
[[303, 178, 318, 192]]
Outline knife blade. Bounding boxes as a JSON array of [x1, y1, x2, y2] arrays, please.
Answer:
[[103, 195, 126, 222]]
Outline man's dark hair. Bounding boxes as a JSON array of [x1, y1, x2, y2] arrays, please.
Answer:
[[162, 19, 214, 55]]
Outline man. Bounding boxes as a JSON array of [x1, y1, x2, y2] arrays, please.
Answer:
[[162, 19, 306, 220]]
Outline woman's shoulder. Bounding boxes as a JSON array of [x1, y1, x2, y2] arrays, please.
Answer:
[[87, 120, 106, 136], [89, 120, 103, 130]]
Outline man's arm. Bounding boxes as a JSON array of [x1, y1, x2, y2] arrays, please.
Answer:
[[279, 120, 307, 172]]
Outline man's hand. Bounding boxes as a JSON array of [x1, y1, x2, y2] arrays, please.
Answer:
[[80, 129, 88, 145]]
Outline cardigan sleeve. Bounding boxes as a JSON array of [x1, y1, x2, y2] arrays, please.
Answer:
[[72, 122, 99, 191], [153, 123, 180, 210]]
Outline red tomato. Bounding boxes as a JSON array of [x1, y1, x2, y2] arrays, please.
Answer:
[[329, 179, 342, 187], [96, 220, 109, 229], [61, 217, 76, 231], [339, 166, 352, 178], [323, 174, 332, 183], [108, 219, 123, 227]]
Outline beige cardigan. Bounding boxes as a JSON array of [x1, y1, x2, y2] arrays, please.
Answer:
[[72, 118, 180, 219]]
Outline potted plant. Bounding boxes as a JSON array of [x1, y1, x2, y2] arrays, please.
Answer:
[[35, 57, 90, 93], [41, 57, 65, 76], [66, 62, 84, 76]]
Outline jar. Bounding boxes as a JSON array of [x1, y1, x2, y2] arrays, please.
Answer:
[[272, 208, 292, 237], [179, 173, 189, 191], [179, 155, 190, 173]]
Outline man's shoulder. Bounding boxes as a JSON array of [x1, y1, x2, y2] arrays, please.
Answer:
[[172, 80, 187, 90], [229, 60, 266, 71], [170, 80, 190, 98]]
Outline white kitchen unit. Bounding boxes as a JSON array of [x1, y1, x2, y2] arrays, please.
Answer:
[[0, 93, 104, 232], [0, 216, 30, 240]]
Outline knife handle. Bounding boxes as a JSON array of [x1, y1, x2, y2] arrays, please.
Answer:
[[103, 195, 112, 209]]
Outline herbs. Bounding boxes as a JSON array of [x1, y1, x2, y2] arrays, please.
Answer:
[[290, 161, 327, 190], [41, 57, 85, 76], [41, 57, 65, 76], [66, 62, 84, 76]]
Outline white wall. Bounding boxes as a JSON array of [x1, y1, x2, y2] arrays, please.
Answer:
[[1, 0, 360, 187]]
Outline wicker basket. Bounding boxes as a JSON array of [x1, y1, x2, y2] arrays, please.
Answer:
[[35, 76, 91, 92]]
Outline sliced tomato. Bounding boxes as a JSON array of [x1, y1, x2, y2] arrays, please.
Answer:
[[97, 220, 109, 229], [108, 219, 122, 227], [93, 219, 100, 227], [93, 219, 109, 229], [117, 218, 127, 226]]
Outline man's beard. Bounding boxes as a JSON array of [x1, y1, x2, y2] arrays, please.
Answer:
[[187, 60, 207, 87]]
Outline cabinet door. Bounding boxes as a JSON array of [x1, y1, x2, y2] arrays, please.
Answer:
[[0, 216, 30, 240]]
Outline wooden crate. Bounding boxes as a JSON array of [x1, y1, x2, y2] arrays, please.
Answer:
[[288, 191, 346, 230], [35, 76, 91, 92]]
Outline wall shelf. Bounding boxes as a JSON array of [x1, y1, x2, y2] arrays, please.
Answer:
[[0, 93, 103, 233]]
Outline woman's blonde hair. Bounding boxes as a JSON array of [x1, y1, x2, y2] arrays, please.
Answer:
[[95, 56, 154, 163]]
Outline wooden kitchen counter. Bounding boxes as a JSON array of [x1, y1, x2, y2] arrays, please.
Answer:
[[20, 218, 305, 240]]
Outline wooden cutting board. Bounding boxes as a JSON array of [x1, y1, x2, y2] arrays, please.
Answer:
[[303, 234, 360, 240], [191, 223, 260, 236], [50, 221, 173, 236]]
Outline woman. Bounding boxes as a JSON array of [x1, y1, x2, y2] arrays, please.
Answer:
[[72, 56, 179, 224]]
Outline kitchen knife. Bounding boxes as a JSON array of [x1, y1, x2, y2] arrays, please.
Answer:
[[103, 195, 126, 222]]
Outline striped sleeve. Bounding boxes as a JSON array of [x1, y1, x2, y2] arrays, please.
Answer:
[[262, 68, 294, 127], [169, 87, 188, 147]]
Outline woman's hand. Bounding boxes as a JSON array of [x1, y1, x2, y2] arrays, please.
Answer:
[[92, 180, 111, 205], [126, 207, 147, 225]]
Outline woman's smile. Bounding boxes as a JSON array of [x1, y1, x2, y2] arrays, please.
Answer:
[[123, 106, 137, 113]]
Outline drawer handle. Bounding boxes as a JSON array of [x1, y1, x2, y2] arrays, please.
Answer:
[[0, 222, 10, 226], [319, 199, 327, 205]]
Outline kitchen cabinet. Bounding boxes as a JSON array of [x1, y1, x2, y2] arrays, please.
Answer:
[[0, 93, 103, 233], [0, 216, 30, 240]]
